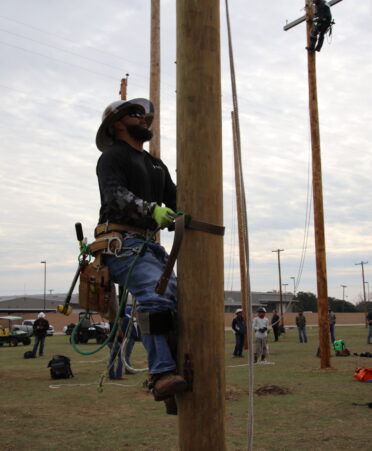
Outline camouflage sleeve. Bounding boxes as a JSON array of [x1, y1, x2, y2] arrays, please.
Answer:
[[97, 152, 157, 224], [100, 174, 157, 223]]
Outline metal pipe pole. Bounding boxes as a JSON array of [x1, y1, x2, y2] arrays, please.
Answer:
[[41, 260, 46, 310], [355, 261, 368, 326], [341, 284, 347, 312], [290, 276, 296, 296], [272, 249, 284, 330]]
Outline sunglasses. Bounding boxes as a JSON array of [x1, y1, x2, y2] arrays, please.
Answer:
[[126, 109, 145, 118]]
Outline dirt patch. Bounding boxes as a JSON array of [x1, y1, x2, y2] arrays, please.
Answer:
[[255, 384, 291, 396], [225, 384, 243, 400]]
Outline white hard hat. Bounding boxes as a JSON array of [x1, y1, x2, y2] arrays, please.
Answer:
[[38, 312, 45, 318], [257, 307, 266, 313], [235, 308, 243, 314], [96, 98, 154, 151]]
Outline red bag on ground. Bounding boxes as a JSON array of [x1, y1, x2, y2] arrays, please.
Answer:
[[353, 367, 372, 382]]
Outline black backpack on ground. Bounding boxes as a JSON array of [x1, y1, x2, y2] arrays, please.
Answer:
[[24, 351, 35, 359], [48, 355, 74, 379]]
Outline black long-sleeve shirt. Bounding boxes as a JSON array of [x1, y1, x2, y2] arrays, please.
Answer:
[[96, 140, 176, 230]]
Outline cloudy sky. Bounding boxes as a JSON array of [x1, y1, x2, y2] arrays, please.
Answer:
[[0, 0, 371, 304]]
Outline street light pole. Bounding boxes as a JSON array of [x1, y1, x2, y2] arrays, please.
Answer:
[[290, 276, 296, 296], [40, 260, 46, 311]]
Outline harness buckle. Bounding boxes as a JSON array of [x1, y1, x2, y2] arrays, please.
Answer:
[[104, 236, 122, 255]]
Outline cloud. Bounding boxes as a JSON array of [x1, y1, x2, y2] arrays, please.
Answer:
[[0, 1, 371, 305]]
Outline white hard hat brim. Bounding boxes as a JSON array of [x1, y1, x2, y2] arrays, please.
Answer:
[[96, 98, 154, 151]]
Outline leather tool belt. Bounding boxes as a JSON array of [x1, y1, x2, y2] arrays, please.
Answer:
[[95, 222, 155, 239], [81, 216, 224, 312]]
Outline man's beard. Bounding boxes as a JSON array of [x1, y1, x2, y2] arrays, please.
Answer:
[[126, 124, 153, 142]]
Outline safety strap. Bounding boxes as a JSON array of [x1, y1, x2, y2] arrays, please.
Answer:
[[156, 214, 224, 295]]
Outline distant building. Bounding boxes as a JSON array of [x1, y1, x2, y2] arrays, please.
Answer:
[[1, 290, 297, 314], [224, 290, 297, 313], [0, 294, 79, 312]]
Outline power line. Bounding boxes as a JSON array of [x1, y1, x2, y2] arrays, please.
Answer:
[[0, 28, 126, 72], [0, 14, 177, 91], [0, 40, 118, 80], [0, 82, 100, 114], [0, 14, 139, 64]]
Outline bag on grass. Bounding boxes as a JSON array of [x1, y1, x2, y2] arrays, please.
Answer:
[[333, 339, 345, 351], [336, 349, 350, 356], [24, 351, 35, 359], [353, 367, 372, 383], [48, 355, 74, 379]]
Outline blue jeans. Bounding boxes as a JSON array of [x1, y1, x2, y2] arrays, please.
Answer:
[[297, 327, 307, 343], [105, 237, 177, 374], [330, 324, 336, 343], [32, 335, 46, 356], [233, 334, 244, 356]]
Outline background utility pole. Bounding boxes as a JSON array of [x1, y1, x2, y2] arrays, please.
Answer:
[[272, 249, 285, 331], [120, 74, 129, 101], [284, 0, 345, 369], [232, 111, 248, 350], [290, 276, 296, 296], [149, 0, 160, 159], [177, 1, 226, 449], [341, 284, 347, 312], [355, 261, 368, 325]]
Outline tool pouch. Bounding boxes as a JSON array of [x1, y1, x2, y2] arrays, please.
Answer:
[[78, 262, 118, 321]]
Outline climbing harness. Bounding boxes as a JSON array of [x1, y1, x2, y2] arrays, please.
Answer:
[[59, 213, 224, 391]]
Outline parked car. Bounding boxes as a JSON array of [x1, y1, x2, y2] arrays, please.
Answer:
[[65, 313, 109, 344], [12, 319, 54, 337], [0, 316, 32, 346]]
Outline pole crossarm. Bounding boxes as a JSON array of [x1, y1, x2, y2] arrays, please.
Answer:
[[283, 0, 343, 31]]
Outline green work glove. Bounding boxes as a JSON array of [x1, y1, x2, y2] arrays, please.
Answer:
[[152, 205, 176, 228]]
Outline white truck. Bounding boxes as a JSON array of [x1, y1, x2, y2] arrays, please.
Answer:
[[12, 319, 54, 337]]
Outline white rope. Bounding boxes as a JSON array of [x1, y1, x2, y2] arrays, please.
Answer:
[[49, 378, 144, 390]]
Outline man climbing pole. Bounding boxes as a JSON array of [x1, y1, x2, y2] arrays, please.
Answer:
[[307, 0, 333, 52], [95, 97, 187, 414]]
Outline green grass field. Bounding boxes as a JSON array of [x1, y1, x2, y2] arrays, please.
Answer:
[[0, 326, 371, 450]]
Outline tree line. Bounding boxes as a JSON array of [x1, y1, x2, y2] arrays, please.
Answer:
[[294, 291, 371, 313]]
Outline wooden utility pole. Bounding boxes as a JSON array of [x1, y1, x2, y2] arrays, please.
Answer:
[[232, 111, 248, 350], [272, 249, 285, 331], [355, 261, 368, 325], [149, 0, 160, 159], [283, 0, 345, 369], [120, 74, 129, 100], [305, 0, 331, 368], [176, 0, 226, 449]]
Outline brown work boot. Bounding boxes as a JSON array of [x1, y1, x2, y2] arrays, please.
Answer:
[[152, 372, 187, 401], [164, 395, 178, 415]]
